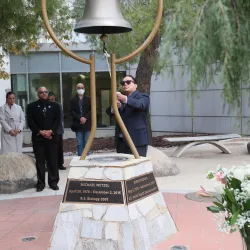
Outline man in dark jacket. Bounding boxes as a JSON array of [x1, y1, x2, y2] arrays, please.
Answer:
[[69, 83, 91, 156], [106, 75, 150, 157], [48, 92, 66, 170], [27, 87, 61, 192]]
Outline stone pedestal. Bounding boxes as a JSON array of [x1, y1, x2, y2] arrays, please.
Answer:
[[48, 153, 177, 250]]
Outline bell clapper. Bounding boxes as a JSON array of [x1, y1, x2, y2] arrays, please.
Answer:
[[100, 34, 111, 77]]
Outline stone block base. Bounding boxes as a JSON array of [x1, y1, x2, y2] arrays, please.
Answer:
[[48, 154, 177, 250]]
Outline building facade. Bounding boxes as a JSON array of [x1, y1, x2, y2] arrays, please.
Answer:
[[10, 43, 127, 142], [9, 43, 250, 143]]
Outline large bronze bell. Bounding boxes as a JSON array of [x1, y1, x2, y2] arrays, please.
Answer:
[[74, 0, 132, 34]]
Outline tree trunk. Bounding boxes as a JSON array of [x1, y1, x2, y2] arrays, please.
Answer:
[[135, 32, 161, 145]]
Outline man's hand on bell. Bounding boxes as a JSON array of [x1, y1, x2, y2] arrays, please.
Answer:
[[117, 101, 121, 109], [116, 92, 126, 103]]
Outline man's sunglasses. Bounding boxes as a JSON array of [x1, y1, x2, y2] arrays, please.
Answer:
[[38, 91, 48, 94], [120, 80, 134, 86]]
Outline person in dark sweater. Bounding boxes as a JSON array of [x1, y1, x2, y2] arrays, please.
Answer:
[[27, 87, 61, 192], [69, 83, 91, 156]]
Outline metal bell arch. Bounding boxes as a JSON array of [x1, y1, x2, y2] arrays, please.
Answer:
[[74, 0, 132, 34]]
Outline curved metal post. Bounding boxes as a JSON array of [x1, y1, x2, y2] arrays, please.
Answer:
[[41, 0, 163, 160], [115, 0, 163, 64], [41, 0, 91, 65], [41, 0, 96, 160], [80, 54, 97, 160], [111, 54, 140, 158], [111, 0, 163, 158]]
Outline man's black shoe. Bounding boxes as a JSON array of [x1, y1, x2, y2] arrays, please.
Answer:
[[50, 185, 59, 191], [59, 165, 66, 170], [36, 186, 44, 192]]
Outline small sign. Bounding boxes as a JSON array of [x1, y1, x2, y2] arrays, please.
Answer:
[[125, 172, 159, 204], [63, 179, 125, 205]]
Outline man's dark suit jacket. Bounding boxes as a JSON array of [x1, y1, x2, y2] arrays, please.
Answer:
[[69, 95, 91, 132], [56, 102, 64, 135], [106, 90, 150, 147], [27, 100, 61, 142]]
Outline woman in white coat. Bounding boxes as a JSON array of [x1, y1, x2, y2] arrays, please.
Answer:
[[0, 92, 25, 153]]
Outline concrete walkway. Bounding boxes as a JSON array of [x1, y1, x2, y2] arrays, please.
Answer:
[[0, 194, 242, 250], [1, 138, 249, 200], [0, 138, 249, 249]]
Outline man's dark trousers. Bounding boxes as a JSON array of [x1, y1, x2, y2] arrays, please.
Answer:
[[117, 138, 148, 157], [33, 136, 59, 188]]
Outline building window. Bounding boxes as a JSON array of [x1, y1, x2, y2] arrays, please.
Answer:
[[62, 71, 125, 128], [11, 74, 27, 110], [28, 73, 61, 103]]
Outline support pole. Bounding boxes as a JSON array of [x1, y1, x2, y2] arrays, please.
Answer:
[[111, 54, 140, 159], [80, 54, 97, 160]]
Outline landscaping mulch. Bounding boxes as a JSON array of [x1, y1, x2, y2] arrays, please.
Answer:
[[23, 133, 211, 153]]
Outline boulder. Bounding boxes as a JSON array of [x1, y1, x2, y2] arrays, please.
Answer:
[[0, 153, 37, 194], [146, 146, 180, 177]]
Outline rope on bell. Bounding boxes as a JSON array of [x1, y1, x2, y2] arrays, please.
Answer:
[[100, 34, 111, 78]]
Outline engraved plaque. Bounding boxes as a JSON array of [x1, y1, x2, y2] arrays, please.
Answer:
[[63, 179, 124, 204], [125, 172, 159, 204]]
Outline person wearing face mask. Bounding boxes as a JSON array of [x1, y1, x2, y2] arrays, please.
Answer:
[[0, 91, 25, 153], [69, 83, 91, 156], [27, 87, 61, 192], [106, 75, 150, 157]]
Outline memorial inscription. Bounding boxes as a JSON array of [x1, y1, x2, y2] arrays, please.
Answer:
[[125, 172, 159, 204], [63, 179, 124, 204]]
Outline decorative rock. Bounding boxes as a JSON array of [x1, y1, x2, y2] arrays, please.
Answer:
[[59, 203, 76, 213], [50, 153, 177, 250], [156, 214, 177, 236], [120, 222, 135, 250], [103, 206, 129, 222], [124, 166, 135, 180], [104, 168, 123, 180], [144, 161, 154, 173], [68, 167, 89, 179], [128, 203, 141, 221], [93, 205, 107, 220], [81, 239, 118, 250], [134, 162, 146, 176], [153, 192, 167, 209], [81, 217, 104, 239], [136, 196, 156, 216], [0, 153, 37, 194], [132, 217, 151, 250], [49, 210, 82, 250], [146, 216, 169, 246], [105, 222, 119, 241], [85, 167, 104, 179], [146, 146, 180, 177], [83, 209, 93, 218], [75, 204, 93, 210], [146, 207, 161, 221]]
